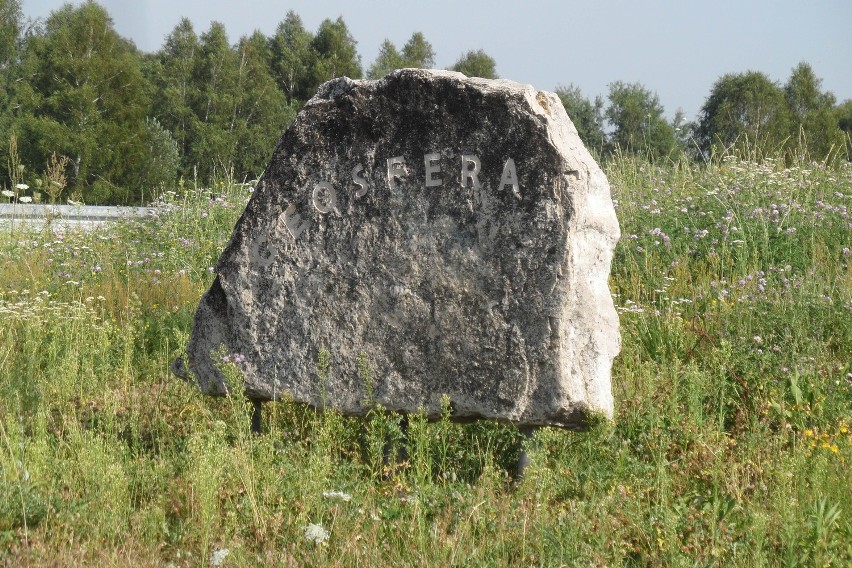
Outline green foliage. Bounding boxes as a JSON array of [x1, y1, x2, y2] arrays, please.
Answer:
[[368, 39, 404, 79], [1, 155, 850, 564], [555, 84, 606, 155], [0, 0, 21, 68], [309, 17, 362, 88], [268, 11, 314, 103], [148, 18, 200, 175], [401, 32, 435, 69], [837, 99, 852, 135], [368, 32, 435, 79], [230, 31, 296, 178], [605, 81, 678, 160], [140, 117, 180, 192], [697, 71, 792, 160], [0, 0, 22, 139], [782, 62, 847, 163], [836, 99, 852, 161], [13, 2, 150, 202], [451, 49, 498, 79], [2, 0, 850, 207]]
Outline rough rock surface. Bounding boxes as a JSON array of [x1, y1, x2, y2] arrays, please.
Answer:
[[185, 69, 620, 428]]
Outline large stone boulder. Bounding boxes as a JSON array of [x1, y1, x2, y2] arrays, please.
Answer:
[[184, 69, 620, 428]]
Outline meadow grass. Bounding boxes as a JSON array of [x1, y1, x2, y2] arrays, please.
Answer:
[[0, 158, 850, 566]]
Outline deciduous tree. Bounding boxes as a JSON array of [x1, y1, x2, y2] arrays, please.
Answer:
[[309, 17, 362, 90], [784, 62, 843, 160], [555, 84, 605, 155], [231, 31, 295, 178], [367, 32, 435, 79], [269, 11, 313, 103], [14, 2, 150, 202], [401, 32, 435, 69], [696, 71, 791, 159], [451, 49, 497, 79], [367, 39, 404, 79], [148, 18, 200, 175], [605, 81, 676, 159], [190, 21, 240, 182]]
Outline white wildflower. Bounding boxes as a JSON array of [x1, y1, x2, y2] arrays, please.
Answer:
[[209, 548, 229, 566], [16, 183, 29, 190], [323, 490, 352, 502], [304, 523, 329, 544], [19, 196, 32, 203], [1, 190, 13, 198]]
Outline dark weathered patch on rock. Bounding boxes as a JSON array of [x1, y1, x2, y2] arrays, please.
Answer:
[[184, 69, 620, 428]]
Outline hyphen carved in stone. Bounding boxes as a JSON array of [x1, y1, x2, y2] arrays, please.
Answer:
[[178, 69, 620, 436]]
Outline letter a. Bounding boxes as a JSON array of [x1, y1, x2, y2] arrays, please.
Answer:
[[499, 158, 520, 198]]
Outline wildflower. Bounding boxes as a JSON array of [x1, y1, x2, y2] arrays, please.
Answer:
[[232, 353, 246, 364], [753, 335, 763, 344], [843, 247, 850, 257], [304, 523, 329, 544], [323, 490, 352, 502], [15, 183, 28, 191], [210, 548, 229, 566], [1, 190, 13, 198], [19, 196, 32, 203]]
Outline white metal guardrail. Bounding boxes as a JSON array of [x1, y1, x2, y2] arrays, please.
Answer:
[[0, 203, 157, 231]]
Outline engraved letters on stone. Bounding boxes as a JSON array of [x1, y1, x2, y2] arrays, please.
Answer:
[[184, 69, 621, 429]]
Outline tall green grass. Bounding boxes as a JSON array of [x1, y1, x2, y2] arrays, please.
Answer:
[[0, 160, 849, 566]]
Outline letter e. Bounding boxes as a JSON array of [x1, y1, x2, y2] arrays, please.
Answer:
[[424, 152, 442, 187]]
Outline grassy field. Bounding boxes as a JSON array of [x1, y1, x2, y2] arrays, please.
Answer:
[[1, 155, 850, 566]]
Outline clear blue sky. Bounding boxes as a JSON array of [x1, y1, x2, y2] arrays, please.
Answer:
[[22, 0, 852, 122]]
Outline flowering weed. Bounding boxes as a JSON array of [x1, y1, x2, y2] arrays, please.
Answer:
[[0, 163, 849, 565]]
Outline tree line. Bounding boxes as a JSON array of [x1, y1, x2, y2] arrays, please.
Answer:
[[560, 66, 852, 164], [0, 0, 849, 204]]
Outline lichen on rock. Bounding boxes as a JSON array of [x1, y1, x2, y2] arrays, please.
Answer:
[[184, 68, 620, 429]]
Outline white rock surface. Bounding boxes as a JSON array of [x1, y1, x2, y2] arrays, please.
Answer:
[[183, 69, 620, 428]]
